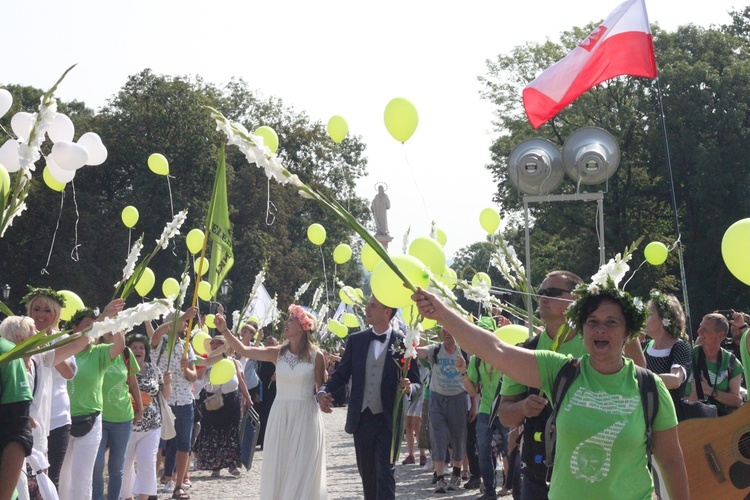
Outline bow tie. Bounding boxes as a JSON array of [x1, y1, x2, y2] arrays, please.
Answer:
[[370, 332, 387, 343]]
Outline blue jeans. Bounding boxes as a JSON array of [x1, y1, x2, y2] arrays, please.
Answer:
[[93, 419, 132, 500], [476, 413, 509, 498], [163, 403, 194, 477]]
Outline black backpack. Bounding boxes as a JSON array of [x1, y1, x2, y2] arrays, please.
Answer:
[[543, 358, 659, 482]]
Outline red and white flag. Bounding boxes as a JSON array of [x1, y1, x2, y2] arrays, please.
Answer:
[[522, 0, 657, 128]]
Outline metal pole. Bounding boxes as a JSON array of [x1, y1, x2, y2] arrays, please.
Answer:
[[524, 200, 534, 338]]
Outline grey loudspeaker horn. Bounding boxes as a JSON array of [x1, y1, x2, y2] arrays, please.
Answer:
[[562, 127, 620, 186], [507, 138, 564, 195]]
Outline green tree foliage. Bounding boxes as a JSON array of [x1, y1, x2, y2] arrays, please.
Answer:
[[477, 19, 750, 329], [0, 70, 370, 317]]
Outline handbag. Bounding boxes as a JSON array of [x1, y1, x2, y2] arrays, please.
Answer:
[[70, 412, 99, 438], [678, 398, 718, 420], [204, 391, 224, 411], [158, 392, 176, 440]]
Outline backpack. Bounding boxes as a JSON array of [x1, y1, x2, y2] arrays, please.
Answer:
[[543, 358, 659, 482], [431, 344, 469, 366]]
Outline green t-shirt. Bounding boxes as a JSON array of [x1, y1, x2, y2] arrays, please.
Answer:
[[467, 355, 502, 414], [500, 331, 586, 396], [68, 344, 115, 417], [101, 349, 139, 423], [742, 329, 750, 391], [535, 351, 676, 500], [684, 346, 743, 411], [0, 338, 32, 404]]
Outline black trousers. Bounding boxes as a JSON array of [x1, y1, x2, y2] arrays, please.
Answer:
[[353, 408, 396, 500]]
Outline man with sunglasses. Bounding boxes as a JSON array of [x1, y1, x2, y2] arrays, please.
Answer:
[[498, 270, 584, 500]]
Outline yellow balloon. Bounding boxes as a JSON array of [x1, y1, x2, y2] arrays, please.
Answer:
[[191, 331, 210, 355], [186, 229, 204, 255], [333, 244, 353, 264], [436, 267, 457, 290], [644, 241, 668, 266], [307, 223, 326, 246], [472, 272, 491, 288], [59, 290, 85, 322], [722, 218, 750, 285], [198, 281, 212, 301], [147, 153, 169, 176], [342, 313, 360, 329], [194, 257, 209, 277], [121, 206, 139, 228], [408, 236, 446, 275], [354, 288, 365, 301], [254, 126, 279, 153], [339, 286, 355, 305], [0, 164, 10, 201], [479, 208, 501, 235], [162, 278, 180, 298], [361, 243, 383, 272], [370, 254, 430, 309], [205, 314, 216, 328], [327, 319, 347, 338], [435, 229, 447, 247], [495, 324, 531, 345], [327, 115, 349, 143], [209, 358, 235, 385], [135, 267, 156, 297], [384, 97, 419, 143], [42, 166, 65, 192]]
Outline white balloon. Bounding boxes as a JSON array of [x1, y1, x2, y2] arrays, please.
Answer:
[[46, 156, 76, 183], [77, 132, 107, 166], [0, 89, 12, 119], [51, 141, 88, 171], [47, 113, 75, 143], [0, 140, 21, 173], [11, 112, 35, 141]]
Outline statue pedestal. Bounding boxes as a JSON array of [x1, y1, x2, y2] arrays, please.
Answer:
[[374, 233, 394, 251]]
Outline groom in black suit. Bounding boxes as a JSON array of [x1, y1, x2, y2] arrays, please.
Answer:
[[318, 296, 421, 500]]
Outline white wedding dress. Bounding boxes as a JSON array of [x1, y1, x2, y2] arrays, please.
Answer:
[[260, 349, 327, 499]]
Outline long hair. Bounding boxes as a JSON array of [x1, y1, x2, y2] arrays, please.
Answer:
[[280, 305, 318, 363]]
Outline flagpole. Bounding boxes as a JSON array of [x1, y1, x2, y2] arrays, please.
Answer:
[[654, 77, 693, 339]]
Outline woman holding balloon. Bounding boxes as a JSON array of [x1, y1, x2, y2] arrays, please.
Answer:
[[194, 335, 249, 477]]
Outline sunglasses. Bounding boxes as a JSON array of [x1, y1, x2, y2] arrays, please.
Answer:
[[538, 287, 571, 298]]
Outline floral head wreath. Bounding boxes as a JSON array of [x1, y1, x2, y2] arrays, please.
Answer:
[[288, 304, 316, 332], [648, 290, 686, 340], [564, 251, 648, 340], [23, 286, 66, 307], [68, 307, 97, 328]]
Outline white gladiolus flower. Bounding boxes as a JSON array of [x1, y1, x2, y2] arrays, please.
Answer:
[[404, 328, 421, 359], [87, 299, 171, 339], [156, 210, 187, 250], [177, 272, 191, 309], [116, 239, 144, 288]]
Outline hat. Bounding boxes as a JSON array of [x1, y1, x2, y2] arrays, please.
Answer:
[[204, 334, 226, 355]]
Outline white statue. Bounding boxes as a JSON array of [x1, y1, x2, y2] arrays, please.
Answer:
[[371, 185, 390, 236]]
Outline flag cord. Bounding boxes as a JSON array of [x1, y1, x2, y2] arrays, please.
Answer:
[[655, 77, 692, 339]]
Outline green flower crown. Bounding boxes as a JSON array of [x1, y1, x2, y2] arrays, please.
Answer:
[[648, 290, 686, 340], [22, 286, 66, 307], [68, 307, 96, 328]]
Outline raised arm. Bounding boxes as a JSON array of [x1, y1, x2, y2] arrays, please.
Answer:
[[413, 288, 542, 389], [214, 314, 278, 363], [109, 330, 126, 360]]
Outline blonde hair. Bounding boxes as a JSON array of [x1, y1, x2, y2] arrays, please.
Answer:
[[26, 295, 62, 330], [0, 316, 37, 344]]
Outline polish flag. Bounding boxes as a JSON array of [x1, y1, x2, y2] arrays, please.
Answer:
[[522, 0, 657, 128]]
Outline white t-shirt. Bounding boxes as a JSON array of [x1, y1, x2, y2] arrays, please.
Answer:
[[49, 355, 77, 431], [155, 335, 196, 406], [28, 351, 54, 454]]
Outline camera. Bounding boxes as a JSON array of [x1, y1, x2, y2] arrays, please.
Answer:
[[717, 309, 735, 321]]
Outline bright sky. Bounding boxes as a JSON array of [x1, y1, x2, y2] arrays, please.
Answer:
[[0, 0, 741, 259]]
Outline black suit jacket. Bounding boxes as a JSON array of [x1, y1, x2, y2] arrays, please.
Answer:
[[323, 328, 421, 434]]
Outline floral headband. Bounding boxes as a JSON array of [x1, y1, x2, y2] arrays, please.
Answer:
[[649, 290, 685, 340], [564, 251, 648, 339], [23, 286, 66, 307], [288, 304, 315, 332], [68, 307, 97, 328]]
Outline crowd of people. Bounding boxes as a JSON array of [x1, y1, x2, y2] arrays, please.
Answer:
[[1, 271, 749, 500]]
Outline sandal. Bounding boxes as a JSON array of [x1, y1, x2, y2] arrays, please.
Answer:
[[172, 488, 190, 500]]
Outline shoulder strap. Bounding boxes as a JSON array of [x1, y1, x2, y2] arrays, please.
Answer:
[[728, 351, 737, 377], [634, 366, 659, 470], [432, 344, 441, 365], [694, 346, 707, 400], [544, 358, 581, 481], [522, 334, 541, 350], [474, 355, 481, 371]]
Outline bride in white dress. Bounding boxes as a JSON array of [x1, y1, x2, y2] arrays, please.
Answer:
[[215, 305, 327, 499]]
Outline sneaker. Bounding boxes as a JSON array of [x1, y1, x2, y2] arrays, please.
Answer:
[[462, 470, 469, 481], [419, 454, 427, 466], [229, 467, 241, 476], [211, 469, 221, 478], [401, 454, 415, 465], [422, 457, 433, 471], [432, 472, 440, 484], [465, 476, 482, 489], [434, 478, 448, 493], [448, 474, 462, 491], [162, 481, 175, 494]]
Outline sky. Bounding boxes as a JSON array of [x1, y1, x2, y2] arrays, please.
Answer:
[[0, 0, 742, 260]]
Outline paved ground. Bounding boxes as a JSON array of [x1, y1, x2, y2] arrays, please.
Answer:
[[179, 406, 514, 499]]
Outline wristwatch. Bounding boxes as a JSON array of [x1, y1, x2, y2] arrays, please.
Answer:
[[711, 387, 718, 398]]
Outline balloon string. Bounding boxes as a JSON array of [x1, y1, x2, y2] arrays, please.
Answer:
[[320, 246, 330, 305], [401, 144, 429, 218], [265, 179, 277, 225], [41, 188, 66, 275], [166, 175, 175, 217], [69, 180, 80, 262], [127, 229, 132, 257]]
